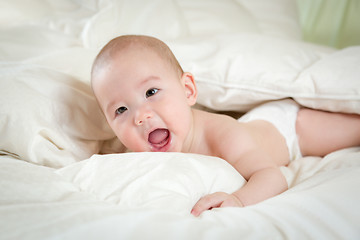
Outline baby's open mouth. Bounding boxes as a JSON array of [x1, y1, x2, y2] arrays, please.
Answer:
[[148, 128, 170, 151]]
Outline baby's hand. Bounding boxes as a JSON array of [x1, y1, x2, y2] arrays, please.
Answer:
[[191, 192, 243, 217]]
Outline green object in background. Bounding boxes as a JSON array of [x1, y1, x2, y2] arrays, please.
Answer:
[[297, 0, 360, 49]]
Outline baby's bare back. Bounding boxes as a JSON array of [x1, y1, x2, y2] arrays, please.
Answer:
[[192, 109, 290, 178]]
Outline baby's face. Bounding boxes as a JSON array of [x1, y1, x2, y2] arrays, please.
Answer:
[[93, 47, 196, 152]]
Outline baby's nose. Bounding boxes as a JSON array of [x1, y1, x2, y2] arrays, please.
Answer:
[[135, 110, 153, 126]]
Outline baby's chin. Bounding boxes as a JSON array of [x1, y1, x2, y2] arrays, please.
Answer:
[[123, 143, 149, 153]]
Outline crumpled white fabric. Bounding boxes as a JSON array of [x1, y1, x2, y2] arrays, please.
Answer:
[[56, 152, 245, 213]]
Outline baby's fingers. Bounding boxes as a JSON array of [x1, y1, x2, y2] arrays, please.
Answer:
[[191, 192, 228, 217]]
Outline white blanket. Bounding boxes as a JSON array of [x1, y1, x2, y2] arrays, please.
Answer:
[[1, 149, 360, 239], [1, 0, 360, 239]]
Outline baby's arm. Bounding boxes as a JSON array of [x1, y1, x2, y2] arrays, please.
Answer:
[[191, 154, 288, 217], [191, 120, 290, 217]]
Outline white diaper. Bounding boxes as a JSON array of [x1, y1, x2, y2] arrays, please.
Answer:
[[238, 99, 302, 161]]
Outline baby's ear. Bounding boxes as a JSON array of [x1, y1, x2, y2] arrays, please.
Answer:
[[181, 72, 197, 106]]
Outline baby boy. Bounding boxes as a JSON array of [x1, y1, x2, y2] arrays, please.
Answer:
[[91, 35, 360, 217]]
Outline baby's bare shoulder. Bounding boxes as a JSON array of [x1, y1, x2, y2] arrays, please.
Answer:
[[201, 112, 256, 156], [202, 112, 289, 171]]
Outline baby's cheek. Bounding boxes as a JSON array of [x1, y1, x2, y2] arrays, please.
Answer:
[[120, 133, 146, 152]]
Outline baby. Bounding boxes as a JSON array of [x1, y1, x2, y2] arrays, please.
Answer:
[[91, 35, 360, 217]]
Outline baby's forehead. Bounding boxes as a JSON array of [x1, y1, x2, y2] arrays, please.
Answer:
[[99, 47, 166, 78], [116, 42, 164, 59], [92, 37, 180, 85], [94, 44, 147, 74]]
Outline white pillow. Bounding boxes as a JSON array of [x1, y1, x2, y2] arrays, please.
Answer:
[[171, 34, 360, 114], [0, 63, 124, 168], [294, 47, 360, 113], [234, 0, 301, 39], [176, 0, 260, 37], [82, 0, 189, 49], [56, 152, 245, 214], [82, 0, 301, 49]]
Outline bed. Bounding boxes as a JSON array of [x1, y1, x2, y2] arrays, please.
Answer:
[[1, 0, 360, 239]]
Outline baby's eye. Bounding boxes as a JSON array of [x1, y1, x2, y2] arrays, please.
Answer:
[[145, 88, 159, 98], [115, 106, 128, 115]]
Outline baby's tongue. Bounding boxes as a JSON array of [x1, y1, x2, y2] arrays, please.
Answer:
[[148, 129, 169, 144]]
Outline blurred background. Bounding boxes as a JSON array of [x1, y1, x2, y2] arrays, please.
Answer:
[[297, 0, 360, 49]]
